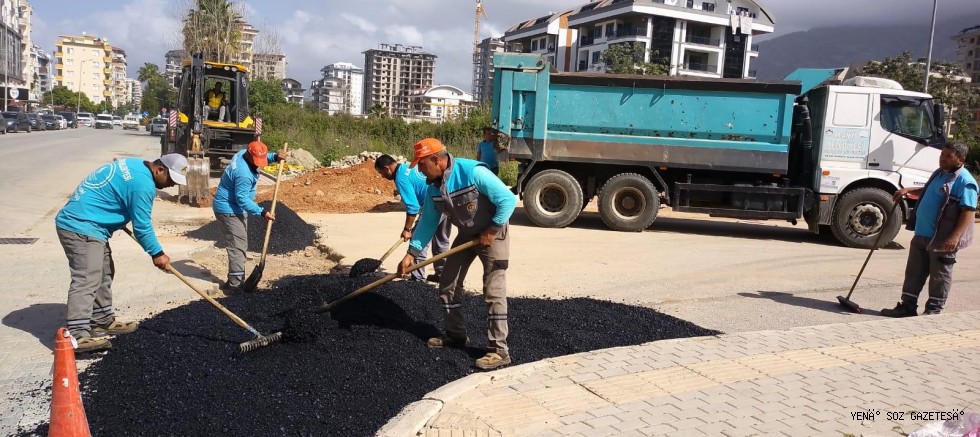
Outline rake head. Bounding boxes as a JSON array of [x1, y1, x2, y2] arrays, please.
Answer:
[[238, 331, 283, 354]]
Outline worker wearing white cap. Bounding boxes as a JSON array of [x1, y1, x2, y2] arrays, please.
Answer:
[[55, 154, 188, 353]]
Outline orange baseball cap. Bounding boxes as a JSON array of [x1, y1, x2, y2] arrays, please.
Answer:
[[410, 138, 446, 168], [247, 140, 269, 167]]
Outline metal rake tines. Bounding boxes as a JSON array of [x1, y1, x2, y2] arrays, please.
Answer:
[[238, 332, 283, 354]]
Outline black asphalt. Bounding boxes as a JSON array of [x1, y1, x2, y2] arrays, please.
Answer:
[[185, 201, 316, 255]]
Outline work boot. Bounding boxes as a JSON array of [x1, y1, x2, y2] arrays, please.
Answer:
[[75, 335, 112, 354], [91, 319, 138, 336], [923, 308, 942, 315], [426, 274, 441, 283], [220, 281, 242, 294], [474, 352, 511, 371], [880, 302, 917, 318], [427, 335, 468, 349]]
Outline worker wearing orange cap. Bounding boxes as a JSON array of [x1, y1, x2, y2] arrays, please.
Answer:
[[212, 140, 288, 293], [398, 138, 517, 371]]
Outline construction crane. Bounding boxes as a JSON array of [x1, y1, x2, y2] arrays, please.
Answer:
[[472, 0, 488, 96]]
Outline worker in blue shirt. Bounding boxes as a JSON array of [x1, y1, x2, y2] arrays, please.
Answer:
[[398, 138, 517, 371], [55, 154, 189, 353], [476, 127, 499, 175], [882, 141, 977, 317], [374, 154, 451, 282], [212, 140, 287, 293]]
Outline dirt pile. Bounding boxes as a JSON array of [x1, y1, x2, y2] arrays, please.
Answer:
[[32, 275, 718, 436], [257, 161, 403, 213], [184, 201, 317, 255]]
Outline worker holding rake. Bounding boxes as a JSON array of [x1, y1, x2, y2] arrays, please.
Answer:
[[398, 138, 517, 371], [212, 140, 287, 293]]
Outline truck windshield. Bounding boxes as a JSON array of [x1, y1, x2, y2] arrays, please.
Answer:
[[880, 97, 935, 141]]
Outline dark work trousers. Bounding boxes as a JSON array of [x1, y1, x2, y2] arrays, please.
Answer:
[[901, 235, 957, 313], [216, 213, 248, 287], [58, 228, 116, 338], [438, 226, 510, 356], [410, 215, 452, 281]]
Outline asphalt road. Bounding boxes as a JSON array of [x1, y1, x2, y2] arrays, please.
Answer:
[[0, 126, 161, 236]]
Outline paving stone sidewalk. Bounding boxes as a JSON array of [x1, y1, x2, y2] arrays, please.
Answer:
[[382, 312, 980, 437]]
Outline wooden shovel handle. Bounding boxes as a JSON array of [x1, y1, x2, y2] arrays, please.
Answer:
[[258, 143, 288, 265], [377, 237, 405, 265], [318, 239, 481, 312]]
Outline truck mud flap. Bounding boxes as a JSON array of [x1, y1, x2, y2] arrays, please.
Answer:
[[672, 183, 807, 220]]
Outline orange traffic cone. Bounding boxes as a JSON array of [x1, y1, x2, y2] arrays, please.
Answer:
[[48, 328, 91, 437]]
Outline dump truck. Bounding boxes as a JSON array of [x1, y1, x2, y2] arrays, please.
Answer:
[[161, 53, 258, 203], [490, 53, 947, 249]]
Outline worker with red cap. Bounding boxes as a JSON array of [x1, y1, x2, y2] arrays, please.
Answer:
[[398, 138, 517, 371], [212, 140, 287, 293]]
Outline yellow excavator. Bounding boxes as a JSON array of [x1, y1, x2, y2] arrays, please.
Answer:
[[161, 53, 258, 204]]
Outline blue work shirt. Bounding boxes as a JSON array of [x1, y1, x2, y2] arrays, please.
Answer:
[[477, 140, 498, 169], [914, 169, 979, 238], [55, 158, 164, 256], [213, 150, 278, 216], [393, 162, 429, 216]]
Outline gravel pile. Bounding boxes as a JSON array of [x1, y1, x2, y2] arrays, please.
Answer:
[[287, 148, 321, 170], [25, 276, 718, 436], [185, 201, 317, 255], [329, 152, 407, 169], [348, 258, 382, 277]]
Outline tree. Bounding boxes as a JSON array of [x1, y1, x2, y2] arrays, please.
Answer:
[[600, 43, 669, 76], [182, 0, 244, 63], [248, 78, 285, 113], [368, 103, 388, 118], [42, 86, 99, 113], [138, 63, 161, 83]]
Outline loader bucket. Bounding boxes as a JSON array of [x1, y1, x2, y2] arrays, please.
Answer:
[[179, 157, 211, 205]]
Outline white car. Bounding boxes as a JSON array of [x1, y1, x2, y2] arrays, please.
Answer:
[[76, 112, 95, 127], [112, 116, 122, 126], [54, 115, 67, 129], [94, 114, 114, 129], [122, 115, 140, 130]]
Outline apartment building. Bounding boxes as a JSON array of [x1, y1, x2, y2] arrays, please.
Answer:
[[472, 37, 505, 107], [312, 62, 364, 116], [54, 33, 113, 104], [1, 0, 30, 110], [952, 24, 980, 131], [110, 46, 128, 108], [252, 52, 286, 80], [362, 44, 436, 117], [405, 85, 475, 122], [235, 21, 258, 72], [164, 49, 186, 88], [281, 78, 304, 105], [504, 0, 773, 79], [30, 44, 50, 98], [126, 77, 142, 109], [311, 77, 346, 115]]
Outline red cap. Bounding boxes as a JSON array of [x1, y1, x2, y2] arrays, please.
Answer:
[[247, 141, 269, 167], [410, 138, 446, 168]]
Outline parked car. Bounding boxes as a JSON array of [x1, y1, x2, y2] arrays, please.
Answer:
[[57, 112, 78, 128], [2, 112, 32, 133], [112, 115, 122, 126], [40, 115, 60, 130], [26, 113, 45, 131], [54, 115, 67, 129], [122, 115, 140, 130], [76, 112, 95, 127], [149, 117, 168, 136], [94, 114, 114, 129]]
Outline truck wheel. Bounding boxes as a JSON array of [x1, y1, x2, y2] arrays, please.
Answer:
[[831, 187, 901, 249], [523, 169, 584, 228], [598, 173, 660, 232]]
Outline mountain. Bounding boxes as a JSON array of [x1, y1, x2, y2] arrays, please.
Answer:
[[755, 14, 980, 80]]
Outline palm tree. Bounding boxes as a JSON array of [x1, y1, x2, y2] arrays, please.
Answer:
[[138, 63, 160, 83], [183, 0, 244, 63]]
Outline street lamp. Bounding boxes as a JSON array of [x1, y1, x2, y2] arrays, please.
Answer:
[[924, 0, 938, 93]]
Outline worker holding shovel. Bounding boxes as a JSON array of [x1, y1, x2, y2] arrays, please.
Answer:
[[398, 138, 517, 371], [374, 154, 451, 282], [212, 140, 287, 293], [55, 154, 189, 353]]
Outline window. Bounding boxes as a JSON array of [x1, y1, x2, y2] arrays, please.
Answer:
[[65, 69, 74, 76], [531, 40, 538, 51], [702, 2, 715, 12], [605, 23, 615, 37], [880, 97, 935, 140], [592, 51, 601, 63], [66, 59, 73, 66], [66, 47, 74, 55]]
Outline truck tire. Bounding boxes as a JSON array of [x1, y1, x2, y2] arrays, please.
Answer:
[[523, 169, 584, 228], [830, 187, 901, 249], [598, 173, 660, 232]]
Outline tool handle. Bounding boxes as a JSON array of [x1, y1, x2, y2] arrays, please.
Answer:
[[318, 239, 481, 312], [377, 237, 405, 265], [259, 143, 288, 265], [845, 200, 900, 300], [122, 228, 255, 332]]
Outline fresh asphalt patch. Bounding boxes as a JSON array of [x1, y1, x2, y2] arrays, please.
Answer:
[[184, 201, 316, 255], [22, 274, 719, 436]]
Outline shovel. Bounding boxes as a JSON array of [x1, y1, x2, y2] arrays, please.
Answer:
[[837, 200, 901, 314], [318, 240, 480, 313], [243, 143, 288, 293], [349, 237, 405, 278]]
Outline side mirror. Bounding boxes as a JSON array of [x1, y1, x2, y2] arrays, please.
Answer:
[[934, 102, 945, 137]]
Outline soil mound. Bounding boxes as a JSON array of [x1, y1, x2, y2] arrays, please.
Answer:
[[258, 161, 402, 213]]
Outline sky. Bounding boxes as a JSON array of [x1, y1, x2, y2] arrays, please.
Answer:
[[27, 0, 980, 93]]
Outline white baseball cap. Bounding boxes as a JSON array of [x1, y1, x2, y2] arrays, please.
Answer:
[[159, 153, 189, 185]]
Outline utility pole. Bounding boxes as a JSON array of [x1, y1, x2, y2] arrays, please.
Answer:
[[924, 0, 938, 93]]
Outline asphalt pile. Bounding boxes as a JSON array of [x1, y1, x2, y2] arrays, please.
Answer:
[[184, 201, 316, 255], [34, 275, 719, 436], [348, 258, 382, 277]]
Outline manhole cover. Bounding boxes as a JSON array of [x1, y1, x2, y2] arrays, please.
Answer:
[[0, 238, 38, 245]]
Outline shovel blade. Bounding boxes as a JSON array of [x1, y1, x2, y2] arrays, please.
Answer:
[[837, 295, 863, 314], [242, 262, 265, 293]]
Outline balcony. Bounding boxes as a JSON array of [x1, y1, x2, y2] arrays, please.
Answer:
[[682, 62, 717, 73], [103, 57, 112, 62], [608, 28, 646, 41], [685, 34, 721, 47], [580, 36, 595, 47]]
